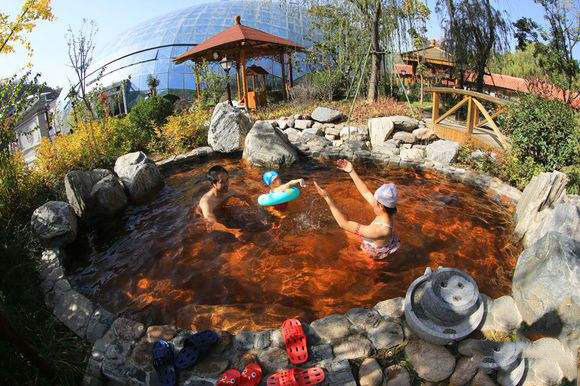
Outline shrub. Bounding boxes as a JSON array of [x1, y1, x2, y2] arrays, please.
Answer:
[[502, 95, 579, 171], [35, 118, 129, 187], [157, 105, 211, 154], [197, 62, 227, 108], [124, 96, 175, 150]]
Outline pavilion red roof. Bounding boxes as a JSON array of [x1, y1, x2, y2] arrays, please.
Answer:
[[174, 16, 304, 64]]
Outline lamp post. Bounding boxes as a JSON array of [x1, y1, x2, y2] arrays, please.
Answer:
[[220, 57, 233, 106]]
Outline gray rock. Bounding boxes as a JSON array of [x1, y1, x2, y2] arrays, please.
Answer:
[[64, 169, 112, 218], [323, 360, 357, 386], [359, 358, 383, 386], [384, 365, 411, 386], [112, 317, 145, 342], [53, 290, 94, 337], [399, 148, 425, 162], [342, 140, 369, 152], [392, 131, 416, 144], [257, 347, 288, 373], [523, 199, 579, 248], [312, 107, 344, 123], [346, 308, 383, 332], [283, 128, 302, 143], [90, 174, 127, 217], [325, 134, 337, 141], [333, 334, 372, 361], [146, 325, 178, 344], [481, 295, 522, 336], [374, 297, 404, 319], [514, 171, 569, 246], [157, 146, 215, 172], [412, 127, 437, 141], [303, 126, 324, 136], [372, 143, 400, 156], [425, 140, 459, 164], [390, 115, 419, 132], [405, 339, 455, 382], [294, 119, 313, 129], [367, 320, 403, 350], [86, 307, 115, 343], [234, 331, 257, 351], [368, 117, 395, 148], [522, 358, 563, 386], [310, 314, 352, 344], [114, 152, 164, 202], [31, 201, 78, 247], [208, 101, 252, 152], [305, 135, 332, 151], [523, 337, 576, 381], [449, 355, 481, 386], [340, 126, 368, 141], [308, 344, 334, 365], [255, 331, 271, 350], [270, 328, 284, 348], [242, 121, 298, 167], [512, 232, 579, 337], [471, 369, 495, 386], [325, 126, 342, 137]]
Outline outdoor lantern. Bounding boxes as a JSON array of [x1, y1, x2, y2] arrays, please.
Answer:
[[220, 57, 233, 72], [220, 57, 233, 106]]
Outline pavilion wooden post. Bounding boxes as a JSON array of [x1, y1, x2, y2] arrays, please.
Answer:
[[236, 60, 242, 101], [432, 91, 440, 123], [240, 48, 249, 107], [194, 63, 202, 100], [289, 52, 294, 88], [279, 51, 287, 100]]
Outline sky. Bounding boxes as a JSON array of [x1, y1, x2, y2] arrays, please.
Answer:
[[1, 0, 577, 89]]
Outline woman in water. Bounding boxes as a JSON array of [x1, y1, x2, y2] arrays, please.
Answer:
[[313, 159, 400, 259]]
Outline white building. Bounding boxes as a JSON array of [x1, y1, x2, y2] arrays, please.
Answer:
[[12, 93, 57, 164]]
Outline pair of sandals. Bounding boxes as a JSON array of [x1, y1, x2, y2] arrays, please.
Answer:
[[218, 363, 262, 385], [152, 330, 219, 386], [266, 319, 325, 386]]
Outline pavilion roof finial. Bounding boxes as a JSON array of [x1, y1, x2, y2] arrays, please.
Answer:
[[235, 15, 241, 25]]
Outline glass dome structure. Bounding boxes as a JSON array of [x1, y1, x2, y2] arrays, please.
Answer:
[[53, 0, 311, 129]]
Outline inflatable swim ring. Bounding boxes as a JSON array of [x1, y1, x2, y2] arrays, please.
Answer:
[[258, 187, 300, 207]]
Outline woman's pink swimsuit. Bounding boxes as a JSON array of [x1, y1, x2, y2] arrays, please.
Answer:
[[361, 222, 400, 260]]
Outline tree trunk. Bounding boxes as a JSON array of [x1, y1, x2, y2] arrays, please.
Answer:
[[366, 1, 381, 103]]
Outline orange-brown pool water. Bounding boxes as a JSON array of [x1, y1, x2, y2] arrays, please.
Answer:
[[68, 159, 520, 333]]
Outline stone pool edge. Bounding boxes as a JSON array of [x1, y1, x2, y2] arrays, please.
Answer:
[[37, 146, 574, 385]]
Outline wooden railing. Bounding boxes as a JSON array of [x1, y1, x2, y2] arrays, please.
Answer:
[[426, 87, 510, 149]]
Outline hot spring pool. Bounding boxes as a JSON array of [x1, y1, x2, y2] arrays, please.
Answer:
[[67, 159, 520, 332]]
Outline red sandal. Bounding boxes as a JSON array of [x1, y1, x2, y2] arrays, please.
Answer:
[[239, 363, 262, 386], [267, 368, 325, 386], [281, 319, 308, 365], [294, 367, 325, 385], [266, 368, 298, 386], [218, 369, 241, 385]]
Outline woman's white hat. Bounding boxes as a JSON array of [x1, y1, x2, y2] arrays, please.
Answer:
[[374, 183, 397, 208]]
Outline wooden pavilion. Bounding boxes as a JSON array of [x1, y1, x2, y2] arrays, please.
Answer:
[[174, 16, 304, 109]]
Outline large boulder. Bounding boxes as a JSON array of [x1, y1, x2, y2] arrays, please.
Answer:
[[412, 127, 437, 141], [31, 201, 78, 247], [400, 147, 425, 162], [242, 121, 298, 167], [368, 117, 395, 148], [65, 169, 111, 218], [208, 102, 252, 153], [512, 232, 579, 339], [390, 116, 420, 132], [405, 339, 455, 382], [283, 128, 302, 143], [114, 152, 164, 202], [425, 139, 460, 164], [311, 107, 343, 123], [523, 199, 580, 247], [90, 175, 128, 217], [514, 171, 569, 247]]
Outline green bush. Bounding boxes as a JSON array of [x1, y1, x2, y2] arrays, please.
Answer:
[[125, 96, 175, 150], [502, 95, 579, 171]]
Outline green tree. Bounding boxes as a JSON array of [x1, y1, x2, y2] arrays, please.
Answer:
[[513, 17, 539, 50], [514, 0, 579, 102], [436, 0, 511, 92]]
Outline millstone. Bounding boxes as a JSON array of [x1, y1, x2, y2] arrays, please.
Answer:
[[405, 267, 484, 345]]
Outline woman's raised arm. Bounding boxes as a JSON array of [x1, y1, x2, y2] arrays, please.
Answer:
[[336, 160, 375, 206]]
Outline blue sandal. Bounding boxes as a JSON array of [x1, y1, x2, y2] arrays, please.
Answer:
[[153, 340, 176, 386], [174, 330, 219, 370]]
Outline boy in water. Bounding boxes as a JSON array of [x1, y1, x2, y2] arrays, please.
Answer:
[[196, 165, 245, 238]]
